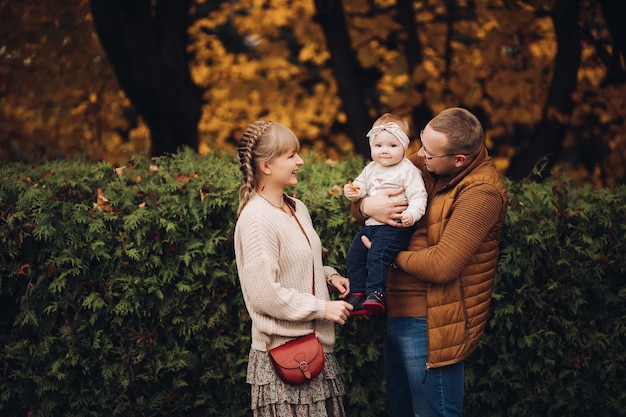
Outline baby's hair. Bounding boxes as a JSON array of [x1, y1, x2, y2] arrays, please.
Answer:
[[236, 121, 300, 217], [373, 113, 412, 136]]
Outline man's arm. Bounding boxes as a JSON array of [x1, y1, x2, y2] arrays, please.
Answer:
[[394, 185, 505, 284], [350, 188, 408, 226]]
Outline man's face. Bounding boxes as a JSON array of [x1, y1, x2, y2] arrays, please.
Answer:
[[417, 125, 466, 175]]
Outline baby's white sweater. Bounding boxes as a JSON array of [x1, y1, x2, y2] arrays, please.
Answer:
[[352, 157, 427, 226], [234, 193, 339, 352]]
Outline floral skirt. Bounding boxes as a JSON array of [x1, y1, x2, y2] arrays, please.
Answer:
[[247, 348, 347, 417]]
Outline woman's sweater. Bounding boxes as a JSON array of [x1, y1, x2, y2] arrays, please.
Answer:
[[234, 193, 339, 352]]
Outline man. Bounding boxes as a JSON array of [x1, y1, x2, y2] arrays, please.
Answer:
[[352, 107, 508, 417]]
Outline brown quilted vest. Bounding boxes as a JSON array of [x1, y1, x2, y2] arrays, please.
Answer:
[[406, 149, 508, 368]]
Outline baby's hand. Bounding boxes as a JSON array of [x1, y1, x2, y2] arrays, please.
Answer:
[[400, 211, 414, 227], [344, 182, 361, 200]]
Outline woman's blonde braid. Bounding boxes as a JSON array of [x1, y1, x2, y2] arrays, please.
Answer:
[[237, 121, 272, 217]]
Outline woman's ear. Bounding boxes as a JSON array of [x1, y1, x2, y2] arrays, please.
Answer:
[[259, 161, 272, 175]]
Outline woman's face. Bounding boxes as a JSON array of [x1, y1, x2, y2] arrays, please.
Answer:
[[266, 148, 304, 189]]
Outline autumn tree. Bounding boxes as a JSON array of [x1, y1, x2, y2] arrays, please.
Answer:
[[3, 0, 626, 186], [0, 0, 139, 163], [598, 0, 626, 85], [313, 0, 372, 157], [395, 0, 433, 133], [507, 0, 582, 180], [90, 0, 202, 156]]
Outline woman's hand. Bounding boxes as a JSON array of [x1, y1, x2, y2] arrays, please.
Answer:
[[361, 188, 408, 227], [324, 300, 353, 325], [329, 274, 350, 298]]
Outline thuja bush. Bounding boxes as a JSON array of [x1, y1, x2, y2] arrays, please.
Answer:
[[0, 149, 252, 416], [0, 148, 377, 417], [464, 175, 626, 417], [1, 148, 625, 417]]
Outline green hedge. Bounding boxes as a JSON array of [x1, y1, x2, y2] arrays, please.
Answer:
[[1, 149, 624, 417], [466, 173, 626, 416]]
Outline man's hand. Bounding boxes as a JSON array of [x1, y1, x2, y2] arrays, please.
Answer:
[[361, 188, 408, 227]]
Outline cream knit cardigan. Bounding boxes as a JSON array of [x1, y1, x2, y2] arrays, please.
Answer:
[[234, 192, 339, 352]]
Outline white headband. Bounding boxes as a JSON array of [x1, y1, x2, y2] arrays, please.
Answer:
[[366, 122, 410, 150]]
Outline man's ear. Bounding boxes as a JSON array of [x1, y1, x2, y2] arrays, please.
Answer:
[[454, 155, 467, 168]]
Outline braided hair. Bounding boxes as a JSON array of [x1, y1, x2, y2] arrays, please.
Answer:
[[236, 120, 300, 217]]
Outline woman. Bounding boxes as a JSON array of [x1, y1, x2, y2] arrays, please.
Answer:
[[234, 120, 353, 416]]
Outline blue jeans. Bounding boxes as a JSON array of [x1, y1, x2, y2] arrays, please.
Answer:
[[384, 317, 464, 417], [346, 225, 414, 294]]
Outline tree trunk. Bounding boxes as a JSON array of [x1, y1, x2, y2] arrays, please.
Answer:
[[90, 0, 202, 156], [506, 0, 581, 180], [599, 0, 626, 85], [395, 0, 433, 134], [314, 0, 373, 158], [396, 0, 423, 72]]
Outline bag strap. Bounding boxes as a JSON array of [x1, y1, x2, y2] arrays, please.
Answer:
[[286, 201, 317, 331], [267, 198, 317, 351], [287, 200, 310, 248]]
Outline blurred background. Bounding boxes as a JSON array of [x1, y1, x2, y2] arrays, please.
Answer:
[[1, 0, 624, 187]]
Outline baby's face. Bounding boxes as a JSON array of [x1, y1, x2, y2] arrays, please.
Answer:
[[370, 131, 405, 167]]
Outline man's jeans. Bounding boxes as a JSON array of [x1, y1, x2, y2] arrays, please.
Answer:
[[384, 317, 464, 417]]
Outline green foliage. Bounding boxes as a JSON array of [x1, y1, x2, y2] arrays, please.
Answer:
[[1, 150, 625, 417], [0, 149, 249, 417], [465, 175, 626, 417]]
